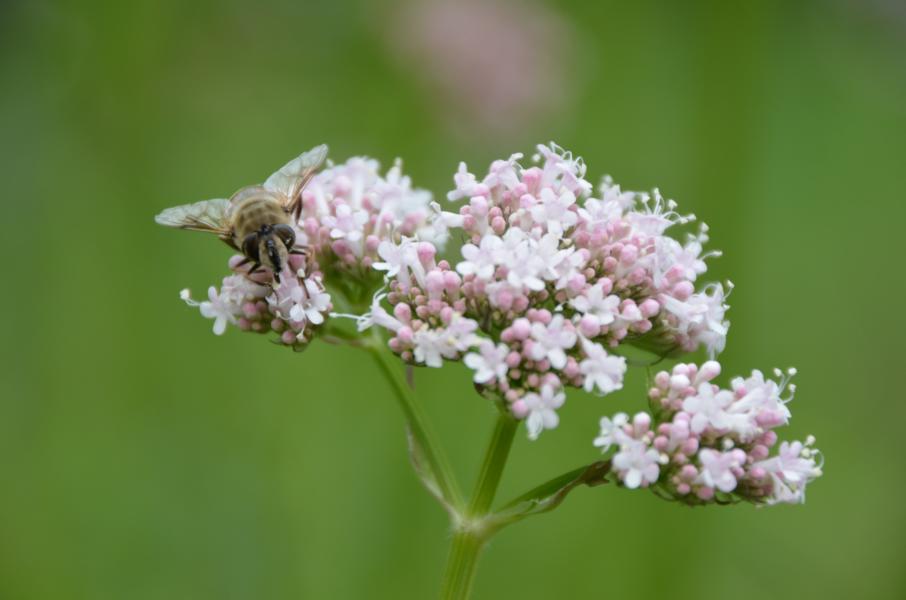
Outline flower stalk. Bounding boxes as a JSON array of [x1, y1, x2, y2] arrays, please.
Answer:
[[440, 412, 517, 600], [367, 333, 464, 511]]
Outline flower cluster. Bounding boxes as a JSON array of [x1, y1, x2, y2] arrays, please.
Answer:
[[367, 143, 729, 438], [176, 149, 441, 346], [180, 255, 331, 349], [595, 361, 822, 505], [299, 155, 444, 291]]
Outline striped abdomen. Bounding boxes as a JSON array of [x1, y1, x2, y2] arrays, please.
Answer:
[[229, 186, 291, 241]]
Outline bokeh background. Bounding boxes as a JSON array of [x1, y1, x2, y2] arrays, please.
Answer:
[[2, 0, 905, 598]]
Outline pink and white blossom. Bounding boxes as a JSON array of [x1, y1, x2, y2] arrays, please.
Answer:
[[520, 385, 566, 440]]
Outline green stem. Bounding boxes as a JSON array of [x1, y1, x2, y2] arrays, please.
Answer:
[[367, 337, 464, 511], [440, 529, 485, 600], [440, 412, 518, 600], [467, 413, 518, 516]]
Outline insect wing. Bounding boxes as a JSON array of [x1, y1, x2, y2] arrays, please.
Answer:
[[154, 198, 232, 235], [263, 144, 328, 208]]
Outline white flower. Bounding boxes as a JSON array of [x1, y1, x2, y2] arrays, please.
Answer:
[[529, 188, 578, 235], [650, 227, 717, 287], [463, 341, 509, 384], [535, 142, 592, 197], [483, 152, 523, 190], [598, 176, 638, 211], [457, 234, 502, 280], [661, 282, 731, 357], [373, 238, 423, 288], [412, 316, 479, 367], [447, 162, 480, 202], [528, 315, 577, 369], [627, 188, 692, 236], [613, 439, 661, 489], [198, 286, 236, 335], [687, 283, 730, 356], [756, 440, 822, 505], [533, 233, 576, 283], [593, 412, 629, 452], [288, 278, 331, 325], [324, 203, 369, 241], [499, 230, 546, 292], [569, 283, 620, 327], [412, 329, 446, 367], [523, 384, 565, 440], [374, 240, 406, 278], [726, 369, 792, 439], [187, 274, 269, 336], [335, 290, 403, 333], [420, 201, 464, 245], [698, 448, 745, 493], [682, 382, 743, 434], [579, 339, 627, 395]]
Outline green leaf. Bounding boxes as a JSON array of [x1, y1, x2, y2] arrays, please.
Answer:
[[487, 461, 611, 531], [406, 426, 459, 520]]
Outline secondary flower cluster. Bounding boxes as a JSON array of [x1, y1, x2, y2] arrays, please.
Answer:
[[595, 361, 822, 505], [178, 149, 440, 346], [367, 143, 729, 438], [299, 155, 444, 283], [181, 255, 331, 349]]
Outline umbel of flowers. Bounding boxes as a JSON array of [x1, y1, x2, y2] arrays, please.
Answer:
[[170, 142, 821, 507], [367, 144, 729, 438]]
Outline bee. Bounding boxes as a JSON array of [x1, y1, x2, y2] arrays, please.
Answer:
[[155, 144, 328, 282]]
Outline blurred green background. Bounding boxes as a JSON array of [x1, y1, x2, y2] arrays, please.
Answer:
[[2, 0, 905, 598]]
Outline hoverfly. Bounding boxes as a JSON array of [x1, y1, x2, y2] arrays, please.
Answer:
[[155, 144, 328, 282]]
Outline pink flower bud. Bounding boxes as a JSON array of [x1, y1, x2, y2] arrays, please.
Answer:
[[750, 444, 769, 461], [681, 438, 699, 455], [639, 298, 660, 318], [495, 289, 514, 311], [512, 295, 529, 312], [632, 412, 651, 434], [672, 281, 694, 300], [469, 196, 489, 215], [511, 399, 529, 418], [562, 357, 580, 378], [393, 303, 412, 322], [619, 244, 638, 264], [510, 318, 531, 340], [417, 242, 436, 269], [680, 465, 698, 480], [578, 315, 601, 338], [696, 486, 715, 500], [506, 352, 522, 368], [397, 327, 414, 343], [567, 274, 586, 294]]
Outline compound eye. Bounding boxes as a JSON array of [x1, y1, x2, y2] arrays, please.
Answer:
[[273, 224, 296, 249], [242, 233, 260, 261]]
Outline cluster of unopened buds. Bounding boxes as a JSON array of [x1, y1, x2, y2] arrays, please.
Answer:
[[173, 141, 821, 506]]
